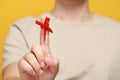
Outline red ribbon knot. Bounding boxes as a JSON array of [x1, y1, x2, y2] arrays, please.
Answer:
[[35, 17, 53, 41]]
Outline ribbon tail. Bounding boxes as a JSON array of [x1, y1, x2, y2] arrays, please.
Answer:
[[36, 21, 44, 29], [47, 28, 53, 33], [44, 29, 46, 41]]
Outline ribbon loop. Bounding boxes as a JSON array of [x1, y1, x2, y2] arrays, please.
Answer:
[[35, 17, 53, 41]]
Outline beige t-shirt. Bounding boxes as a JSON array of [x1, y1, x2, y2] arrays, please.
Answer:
[[3, 13, 120, 80]]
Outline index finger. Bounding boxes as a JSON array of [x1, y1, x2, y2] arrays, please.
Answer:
[[40, 16, 52, 56], [40, 16, 50, 47]]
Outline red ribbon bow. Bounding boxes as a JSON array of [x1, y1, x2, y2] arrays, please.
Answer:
[[35, 17, 53, 41]]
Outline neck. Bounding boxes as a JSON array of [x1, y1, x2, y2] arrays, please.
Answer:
[[50, 0, 93, 23]]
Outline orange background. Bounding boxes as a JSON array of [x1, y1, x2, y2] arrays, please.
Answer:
[[0, 0, 120, 79]]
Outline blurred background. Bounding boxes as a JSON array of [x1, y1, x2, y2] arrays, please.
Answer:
[[0, 0, 120, 79]]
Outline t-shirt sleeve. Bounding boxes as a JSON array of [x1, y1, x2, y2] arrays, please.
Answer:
[[3, 24, 29, 69]]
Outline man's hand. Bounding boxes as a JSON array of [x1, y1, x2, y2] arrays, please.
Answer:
[[18, 16, 59, 80]]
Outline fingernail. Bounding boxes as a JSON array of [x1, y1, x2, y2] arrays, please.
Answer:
[[39, 70, 44, 75], [40, 61, 45, 67]]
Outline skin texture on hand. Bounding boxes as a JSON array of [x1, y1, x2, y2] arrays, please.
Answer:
[[18, 16, 59, 80]]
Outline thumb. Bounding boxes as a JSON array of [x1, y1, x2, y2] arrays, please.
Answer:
[[45, 56, 59, 74]]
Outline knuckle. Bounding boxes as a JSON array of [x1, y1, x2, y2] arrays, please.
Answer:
[[32, 44, 39, 52], [31, 45, 36, 52], [18, 59, 26, 70], [18, 59, 24, 66], [54, 58, 59, 66], [27, 68, 34, 73], [35, 66, 40, 72], [24, 53, 33, 60]]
